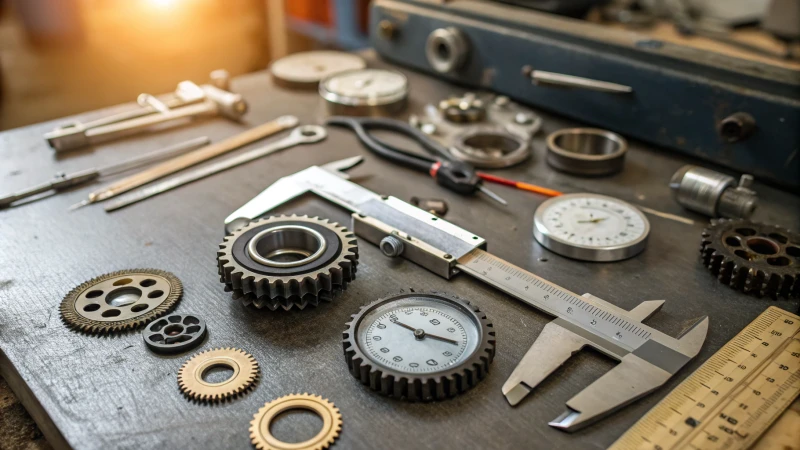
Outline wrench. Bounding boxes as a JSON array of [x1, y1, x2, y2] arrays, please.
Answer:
[[103, 125, 327, 211]]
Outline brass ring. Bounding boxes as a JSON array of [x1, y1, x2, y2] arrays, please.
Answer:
[[178, 348, 259, 402], [249, 393, 342, 450]]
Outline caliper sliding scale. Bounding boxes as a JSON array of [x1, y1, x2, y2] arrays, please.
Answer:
[[224, 157, 709, 431]]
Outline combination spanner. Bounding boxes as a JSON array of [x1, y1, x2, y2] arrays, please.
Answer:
[[222, 157, 709, 432], [103, 125, 327, 211]]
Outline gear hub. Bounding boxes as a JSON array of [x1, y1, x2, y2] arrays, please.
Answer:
[[700, 219, 800, 299], [217, 215, 358, 310]]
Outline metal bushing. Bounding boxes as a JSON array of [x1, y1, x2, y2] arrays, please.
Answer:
[[425, 27, 469, 74], [451, 127, 530, 168], [546, 128, 627, 176]]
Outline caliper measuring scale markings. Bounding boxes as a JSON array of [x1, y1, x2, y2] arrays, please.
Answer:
[[223, 158, 709, 431]]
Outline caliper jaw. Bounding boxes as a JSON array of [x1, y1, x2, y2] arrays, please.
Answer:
[[503, 295, 708, 432]]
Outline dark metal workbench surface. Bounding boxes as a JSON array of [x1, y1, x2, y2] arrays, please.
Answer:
[[1, 54, 799, 450]]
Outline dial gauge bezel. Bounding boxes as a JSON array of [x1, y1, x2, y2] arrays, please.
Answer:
[[354, 293, 482, 375], [319, 68, 409, 115], [533, 193, 650, 262]]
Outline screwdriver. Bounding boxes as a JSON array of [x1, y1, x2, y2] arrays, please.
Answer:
[[0, 136, 210, 208]]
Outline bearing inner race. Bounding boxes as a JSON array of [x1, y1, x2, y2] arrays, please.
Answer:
[[546, 128, 627, 176], [247, 225, 327, 268]]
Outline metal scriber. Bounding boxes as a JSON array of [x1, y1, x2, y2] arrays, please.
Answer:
[[0, 137, 209, 208], [103, 125, 326, 211], [223, 158, 709, 431]]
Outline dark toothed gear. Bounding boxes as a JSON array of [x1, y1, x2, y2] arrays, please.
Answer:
[[217, 215, 358, 310], [342, 291, 496, 401], [700, 219, 800, 299]]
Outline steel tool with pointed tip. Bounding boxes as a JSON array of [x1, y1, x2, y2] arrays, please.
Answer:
[[223, 158, 709, 431]]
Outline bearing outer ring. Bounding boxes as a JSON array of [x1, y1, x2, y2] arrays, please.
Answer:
[[546, 128, 627, 176]]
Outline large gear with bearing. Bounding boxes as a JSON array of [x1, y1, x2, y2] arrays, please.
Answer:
[[249, 393, 342, 450], [60, 269, 182, 334], [342, 291, 496, 401], [700, 219, 800, 299], [217, 215, 358, 311], [178, 347, 259, 402]]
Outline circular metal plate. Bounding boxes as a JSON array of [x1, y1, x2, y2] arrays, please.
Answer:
[[270, 51, 366, 90], [143, 313, 207, 354]]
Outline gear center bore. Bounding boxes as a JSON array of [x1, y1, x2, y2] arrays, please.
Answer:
[[196, 357, 241, 387], [247, 225, 328, 268], [106, 287, 142, 307]]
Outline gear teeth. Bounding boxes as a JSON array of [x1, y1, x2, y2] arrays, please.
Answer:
[[178, 348, 259, 403], [59, 269, 182, 335], [342, 291, 496, 402], [700, 219, 800, 299], [217, 216, 358, 311], [249, 393, 342, 450]]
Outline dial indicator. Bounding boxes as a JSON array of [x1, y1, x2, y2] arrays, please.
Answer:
[[533, 193, 650, 262], [343, 292, 496, 400]]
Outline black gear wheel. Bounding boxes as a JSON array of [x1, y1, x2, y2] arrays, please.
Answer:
[[217, 215, 358, 310], [700, 219, 800, 299], [342, 291, 495, 401], [60, 269, 182, 334]]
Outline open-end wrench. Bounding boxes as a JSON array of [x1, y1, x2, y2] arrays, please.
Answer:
[[103, 125, 327, 211]]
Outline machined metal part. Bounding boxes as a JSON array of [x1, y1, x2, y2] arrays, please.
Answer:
[[44, 72, 246, 152], [270, 51, 366, 89], [217, 215, 359, 311], [412, 93, 540, 169], [249, 394, 342, 450], [143, 314, 207, 355], [342, 292, 495, 401], [103, 125, 326, 211], [178, 348, 259, 402], [60, 269, 182, 334], [410, 197, 448, 217], [524, 67, 634, 94], [533, 193, 651, 262], [425, 27, 470, 74], [700, 219, 800, 299], [546, 128, 628, 176], [319, 68, 409, 116], [224, 160, 709, 430], [670, 165, 758, 219]]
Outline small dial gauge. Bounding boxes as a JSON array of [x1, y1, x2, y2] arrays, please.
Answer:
[[533, 193, 650, 262], [319, 68, 408, 116], [343, 292, 495, 400]]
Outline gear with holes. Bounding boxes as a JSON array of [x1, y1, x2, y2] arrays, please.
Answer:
[[342, 291, 495, 401], [143, 314, 207, 354], [217, 215, 358, 311], [700, 219, 800, 299], [249, 393, 342, 450], [60, 269, 182, 334], [178, 348, 259, 402]]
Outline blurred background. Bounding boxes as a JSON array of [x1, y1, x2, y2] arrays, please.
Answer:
[[0, 0, 796, 132]]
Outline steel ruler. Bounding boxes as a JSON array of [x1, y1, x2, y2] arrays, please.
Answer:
[[610, 306, 800, 450]]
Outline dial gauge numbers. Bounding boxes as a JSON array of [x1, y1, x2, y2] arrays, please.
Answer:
[[534, 193, 650, 262]]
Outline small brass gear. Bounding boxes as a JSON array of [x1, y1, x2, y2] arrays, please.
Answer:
[[60, 269, 182, 334], [178, 348, 259, 402], [249, 393, 342, 450]]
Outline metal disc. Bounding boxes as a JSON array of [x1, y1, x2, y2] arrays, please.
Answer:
[[143, 313, 207, 354], [270, 51, 366, 89]]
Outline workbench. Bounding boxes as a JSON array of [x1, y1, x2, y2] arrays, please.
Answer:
[[1, 53, 799, 450]]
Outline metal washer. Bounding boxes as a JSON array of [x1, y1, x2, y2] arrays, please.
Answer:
[[249, 393, 342, 450], [143, 314, 207, 354]]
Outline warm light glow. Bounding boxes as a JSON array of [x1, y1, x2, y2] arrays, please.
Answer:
[[147, 0, 179, 10]]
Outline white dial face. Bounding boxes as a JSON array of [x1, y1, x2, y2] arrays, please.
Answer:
[[539, 195, 648, 248], [323, 69, 407, 100], [357, 298, 480, 374]]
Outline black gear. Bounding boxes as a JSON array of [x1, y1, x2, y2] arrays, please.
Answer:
[[217, 215, 358, 310], [342, 291, 495, 401], [700, 219, 800, 299]]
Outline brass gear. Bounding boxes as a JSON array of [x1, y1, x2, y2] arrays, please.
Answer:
[[178, 348, 259, 402], [217, 215, 358, 310], [59, 269, 182, 334], [249, 393, 342, 450]]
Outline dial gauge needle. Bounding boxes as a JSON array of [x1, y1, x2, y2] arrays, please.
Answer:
[[391, 320, 459, 345], [577, 217, 608, 224]]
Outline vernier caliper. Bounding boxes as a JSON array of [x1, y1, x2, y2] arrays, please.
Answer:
[[224, 157, 709, 431]]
